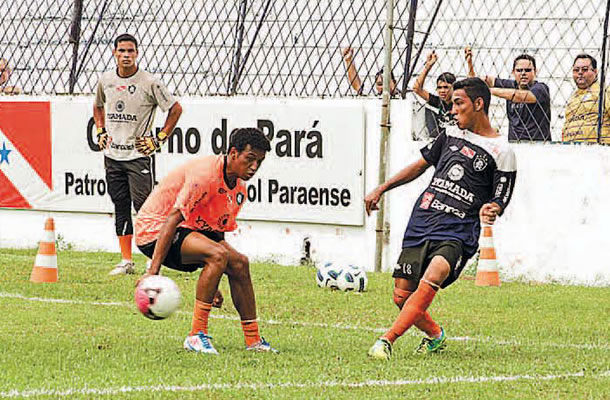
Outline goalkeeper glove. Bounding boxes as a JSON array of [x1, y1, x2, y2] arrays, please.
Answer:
[[97, 127, 108, 150], [136, 131, 169, 156]]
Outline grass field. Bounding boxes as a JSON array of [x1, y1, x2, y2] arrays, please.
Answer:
[[1, 248, 609, 399]]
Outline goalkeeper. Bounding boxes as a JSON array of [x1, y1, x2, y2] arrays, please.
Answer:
[[93, 33, 182, 275]]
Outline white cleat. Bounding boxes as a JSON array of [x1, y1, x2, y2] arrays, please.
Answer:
[[246, 337, 279, 353], [183, 332, 219, 355], [109, 260, 135, 275]]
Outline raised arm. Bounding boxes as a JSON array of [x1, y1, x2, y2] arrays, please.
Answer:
[[465, 46, 475, 77], [413, 52, 438, 102], [342, 47, 363, 94], [364, 157, 431, 216]]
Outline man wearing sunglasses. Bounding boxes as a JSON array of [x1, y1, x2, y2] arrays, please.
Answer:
[[562, 54, 610, 144], [474, 52, 551, 142]]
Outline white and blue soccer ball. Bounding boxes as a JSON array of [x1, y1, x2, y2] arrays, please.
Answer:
[[315, 263, 337, 288], [316, 262, 368, 292]]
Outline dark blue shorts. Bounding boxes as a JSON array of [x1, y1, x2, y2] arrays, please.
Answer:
[[392, 240, 465, 288], [138, 227, 225, 272]]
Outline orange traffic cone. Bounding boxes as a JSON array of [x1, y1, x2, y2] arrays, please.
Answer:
[[475, 224, 500, 287], [30, 217, 58, 283]]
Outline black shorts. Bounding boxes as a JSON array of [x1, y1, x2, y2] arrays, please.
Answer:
[[392, 240, 465, 288], [138, 227, 225, 272]]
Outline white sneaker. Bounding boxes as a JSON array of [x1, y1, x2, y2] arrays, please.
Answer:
[[183, 332, 219, 355], [109, 260, 135, 276]]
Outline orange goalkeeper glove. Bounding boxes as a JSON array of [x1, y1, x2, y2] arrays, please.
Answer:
[[97, 127, 108, 150], [135, 131, 169, 156]]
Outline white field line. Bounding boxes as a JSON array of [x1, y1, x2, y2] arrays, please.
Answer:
[[1, 370, 609, 398], [1, 292, 609, 351]]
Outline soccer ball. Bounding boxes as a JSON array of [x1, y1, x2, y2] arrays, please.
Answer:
[[315, 263, 336, 288], [317, 262, 368, 292], [134, 275, 181, 320], [335, 265, 368, 292]]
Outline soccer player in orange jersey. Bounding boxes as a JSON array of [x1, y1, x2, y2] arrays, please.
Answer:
[[365, 78, 516, 359], [135, 127, 276, 354]]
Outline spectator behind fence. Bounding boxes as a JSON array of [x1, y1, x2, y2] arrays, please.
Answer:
[[413, 51, 456, 138], [474, 51, 551, 142], [562, 54, 610, 144], [341, 47, 397, 96], [0, 58, 21, 95]]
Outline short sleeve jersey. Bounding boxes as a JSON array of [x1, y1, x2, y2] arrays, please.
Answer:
[[425, 94, 454, 138], [562, 81, 610, 143], [494, 78, 551, 142], [94, 68, 176, 161], [403, 125, 517, 259], [135, 155, 247, 246]]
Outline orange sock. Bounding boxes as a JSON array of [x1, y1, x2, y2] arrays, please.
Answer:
[[241, 320, 261, 347], [383, 281, 438, 343], [190, 300, 212, 336], [393, 287, 441, 338], [118, 235, 132, 261]]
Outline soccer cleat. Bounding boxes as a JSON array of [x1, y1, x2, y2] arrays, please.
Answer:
[[183, 331, 218, 354], [416, 327, 447, 354], [368, 337, 392, 360], [246, 337, 279, 353], [109, 260, 135, 275]]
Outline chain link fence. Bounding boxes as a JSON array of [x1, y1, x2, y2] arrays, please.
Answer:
[[0, 0, 609, 143]]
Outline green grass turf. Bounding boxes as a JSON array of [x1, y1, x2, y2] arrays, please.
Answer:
[[0, 248, 608, 399]]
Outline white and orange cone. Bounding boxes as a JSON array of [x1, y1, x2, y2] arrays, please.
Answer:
[[475, 224, 500, 287], [30, 217, 58, 283]]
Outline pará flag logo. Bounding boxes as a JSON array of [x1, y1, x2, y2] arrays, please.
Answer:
[[0, 102, 52, 208]]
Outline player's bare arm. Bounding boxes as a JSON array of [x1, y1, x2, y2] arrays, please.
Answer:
[[413, 52, 437, 102], [136, 102, 183, 155], [92, 104, 108, 148], [364, 157, 430, 216], [161, 102, 183, 136], [147, 208, 184, 276], [490, 87, 537, 103]]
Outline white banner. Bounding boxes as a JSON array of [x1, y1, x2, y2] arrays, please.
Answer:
[[7, 97, 365, 226]]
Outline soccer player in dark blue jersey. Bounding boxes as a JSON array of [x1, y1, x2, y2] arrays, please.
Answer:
[[366, 77, 517, 360]]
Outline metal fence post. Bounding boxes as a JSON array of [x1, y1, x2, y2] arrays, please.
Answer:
[[68, 0, 84, 94], [229, 0, 248, 95], [597, 0, 610, 143], [375, 0, 395, 273]]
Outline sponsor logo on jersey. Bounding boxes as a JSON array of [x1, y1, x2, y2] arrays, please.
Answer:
[[430, 198, 466, 219], [473, 154, 488, 171], [460, 145, 475, 159], [218, 213, 230, 228], [116, 100, 125, 112], [109, 142, 135, 151], [447, 164, 464, 181], [420, 192, 435, 209], [107, 113, 138, 122], [128, 85, 136, 94], [431, 177, 475, 203], [449, 145, 459, 152], [116, 85, 127, 92]]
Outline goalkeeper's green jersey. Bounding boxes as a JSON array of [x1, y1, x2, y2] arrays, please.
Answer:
[[94, 68, 176, 161]]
